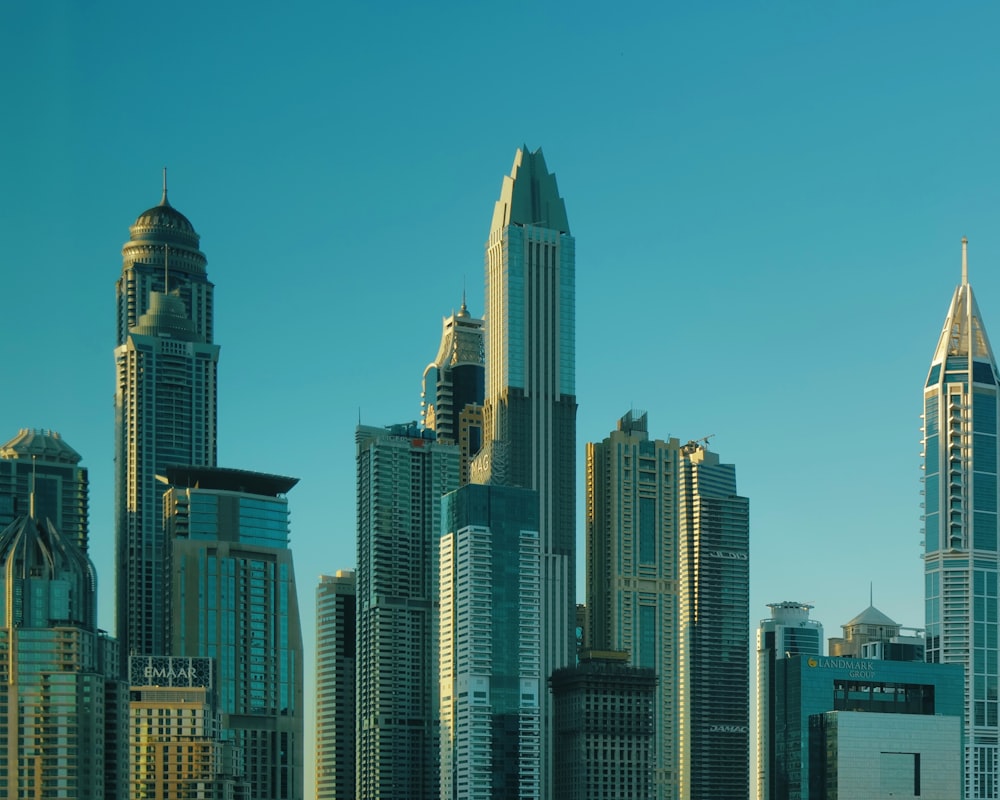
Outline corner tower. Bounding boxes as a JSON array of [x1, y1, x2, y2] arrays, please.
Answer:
[[922, 238, 1000, 800], [476, 146, 576, 797]]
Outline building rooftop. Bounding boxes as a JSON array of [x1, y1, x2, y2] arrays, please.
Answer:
[[0, 429, 82, 463], [161, 466, 298, 496]]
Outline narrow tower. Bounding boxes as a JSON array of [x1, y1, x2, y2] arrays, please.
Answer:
[[677, 441, 750, 800], [316, 570, 356, 800], [922, 237, 1000, 800], [356, 423, 459, 800], [114, 182, 219, 666], [475, 147, 577, 796], [755, 602, 823, 800]]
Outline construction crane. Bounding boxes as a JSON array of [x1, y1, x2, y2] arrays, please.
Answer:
[[681, 434, 715, 455]]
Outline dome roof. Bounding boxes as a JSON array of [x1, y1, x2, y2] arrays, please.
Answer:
[[128, 190, 200, 249]]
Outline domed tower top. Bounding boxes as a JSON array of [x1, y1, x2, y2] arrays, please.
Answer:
[[117, 169, 214, 346]]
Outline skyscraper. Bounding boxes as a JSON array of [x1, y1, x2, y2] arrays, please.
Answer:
[[0, 505, 127, 799], [164, 466, 304, 800], [439, 483, 542, 799], [421, 297, 485, 485], [678, 441, 750, 800], [316, 570, 356, 800], [114, 182, 219, 665], [586, 410, 681, 800], [356, 423, 459, 800], [756, 602, 823, 800], [922, 237, 1000, 800], [476, 147, 576, 795], [0, 428, 89, 553]]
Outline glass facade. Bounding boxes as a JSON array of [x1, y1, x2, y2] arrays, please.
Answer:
[[164, 467, 303, 800], [480, 147, 577, 800], [678, 446, 750, 800], [775, 656, 963, 799], [439, 484, 542, 800]]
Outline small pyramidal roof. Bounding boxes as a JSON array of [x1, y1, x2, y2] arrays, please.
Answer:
[[844, 604, 898, 628], [491, 145, 570, 235], [929, 237, 997, 369]]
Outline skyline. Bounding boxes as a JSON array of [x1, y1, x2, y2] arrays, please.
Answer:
[[5, 4, 1000, 796]]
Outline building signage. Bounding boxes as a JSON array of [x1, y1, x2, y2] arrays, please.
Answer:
[[706, 550, 748, 560], [709, 725, 749, 733], [807, 657, 877, 680], [129, 655, 214, 688]]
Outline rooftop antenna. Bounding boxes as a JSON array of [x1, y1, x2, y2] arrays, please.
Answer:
[[962, 236, 969, 285], [29, 454, 36, 519], [161, 166, 169, 206]]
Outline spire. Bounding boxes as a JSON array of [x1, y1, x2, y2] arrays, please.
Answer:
[[160, 166, 169, 207], [962, 236, 969, 285]]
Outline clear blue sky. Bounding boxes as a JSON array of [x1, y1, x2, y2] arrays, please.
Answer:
[[4, 2, 1000, 793]]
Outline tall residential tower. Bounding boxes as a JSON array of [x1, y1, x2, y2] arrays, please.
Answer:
[[922, 238, 1000, 799], [586, 410, 681, 800], [114, 181, 219, 664], [475, 147, 576, 796], [356, 423, 459, 800]]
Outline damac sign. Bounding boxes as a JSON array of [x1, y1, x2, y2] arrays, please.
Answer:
[[709, 725, 749, 733], [706, 550, 748, 560]]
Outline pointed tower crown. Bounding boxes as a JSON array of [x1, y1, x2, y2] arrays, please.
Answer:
[[928, 238, 998, 374], [490, 146, 570, 235]]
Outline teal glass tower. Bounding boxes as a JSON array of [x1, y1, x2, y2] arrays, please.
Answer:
[[439, 483, 542, 799], [475, 148, 576, 797], [164, 466, 304, 800], [923, 238, 1000, 800]]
